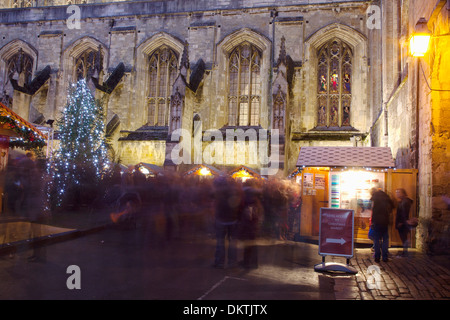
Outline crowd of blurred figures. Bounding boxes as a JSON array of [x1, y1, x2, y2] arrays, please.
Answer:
[[113, 166, 302, 244], [2, 157, 303, 247], [1, 154, 303, 267], [113, 166, 302, 269], [4, 154, 450, 263]]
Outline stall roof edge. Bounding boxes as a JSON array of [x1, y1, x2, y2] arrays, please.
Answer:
[[296, 146, 395, 168]]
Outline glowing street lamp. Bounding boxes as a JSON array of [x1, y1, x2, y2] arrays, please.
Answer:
[[410, 17, 431, 57]]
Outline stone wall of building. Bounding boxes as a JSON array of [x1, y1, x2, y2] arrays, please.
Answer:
[[0, 0, 375, 174], [119, 140, 166, 166], [0, 0, 368, 9], [374, 0, 450, 252], [423, 1, 450, 254], [3, 0, 446, 251]]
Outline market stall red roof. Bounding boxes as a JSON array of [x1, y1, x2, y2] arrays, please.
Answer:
[[0, 102, 47, 149]]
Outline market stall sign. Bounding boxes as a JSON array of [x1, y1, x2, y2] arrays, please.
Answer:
[[318, 208, 354, 258]]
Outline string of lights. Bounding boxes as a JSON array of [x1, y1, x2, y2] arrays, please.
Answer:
[[46, 79, 110, 209], [0, 103, 47, 149]]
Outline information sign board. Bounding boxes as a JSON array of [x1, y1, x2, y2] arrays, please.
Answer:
[[318, 208, 354, 258]]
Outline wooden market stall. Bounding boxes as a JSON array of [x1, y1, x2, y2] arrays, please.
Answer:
[[136, 162, 164, 178], [288, 167, 302, 184], [0, 102, 47, 213], [183, 164, 223, 178], [296, 146, 418, 247], [229, 165, 262, 182]]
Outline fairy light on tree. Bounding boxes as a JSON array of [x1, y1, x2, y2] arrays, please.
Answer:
[[49, 79, 110, 209]]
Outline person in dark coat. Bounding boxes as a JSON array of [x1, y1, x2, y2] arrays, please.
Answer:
[[370, 187, 394, 262], [240, 185, 263, 269], [212, 176, 243, 269], [4, 169, 24, 214], [395, 188, 413, 256], [24, 157, 49, 262]]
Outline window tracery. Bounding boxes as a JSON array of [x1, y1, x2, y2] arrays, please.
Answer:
[[74, 46, 103, 81], [147, 46, 178, 126], [317, 39, 352, 128], [7, 48, 33, 87], [170, 89, 182, 132], [228, 42, 261, 126], [273, 88, 285, 131]]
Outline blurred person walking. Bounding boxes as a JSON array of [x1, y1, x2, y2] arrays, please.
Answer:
[[163, 174, 181, 241], [288, 181, 302, 240], [212, 177, 243, 269], [4, 163, 24, 215], [24, 156, 49, 262], [395, 188, 413, 257], [240, 184, 263, 269], [273, 179, 289, 240], [370, 187, 394, 263]]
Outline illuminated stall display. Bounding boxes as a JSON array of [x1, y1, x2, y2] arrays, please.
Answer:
[[184, 164, 222, 178], [328, 169, 385, 241], [0, 102, 47, 213], [288, 168, 302, 185], [0, 102, 47, 152], [136, 162, 164, 178], [229, 165, 262, 182], [296, 147, 402, 244]]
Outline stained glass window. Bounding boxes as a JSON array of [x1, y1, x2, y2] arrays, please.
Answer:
[[317, 39, 352, 128], [228, 43, 262, 126], [147, 46, 178, 126]]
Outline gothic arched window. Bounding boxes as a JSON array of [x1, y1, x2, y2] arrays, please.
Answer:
[[7, 48, 33, 87], [228, 43, 261, 127], [148, 46, 178, 126], [317, 39, 352, 128], [75, 47, 103, 81]]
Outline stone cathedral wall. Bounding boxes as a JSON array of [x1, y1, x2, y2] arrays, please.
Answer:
[[0, 0, 376, 173]]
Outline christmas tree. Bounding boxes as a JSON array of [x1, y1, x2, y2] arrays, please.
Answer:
[[49, 79, 110, 209]]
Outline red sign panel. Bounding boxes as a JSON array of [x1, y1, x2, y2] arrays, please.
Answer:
[[318, 208, 354, 258]]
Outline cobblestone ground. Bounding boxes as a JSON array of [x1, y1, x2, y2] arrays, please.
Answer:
[[330, 248, 450, 300]]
